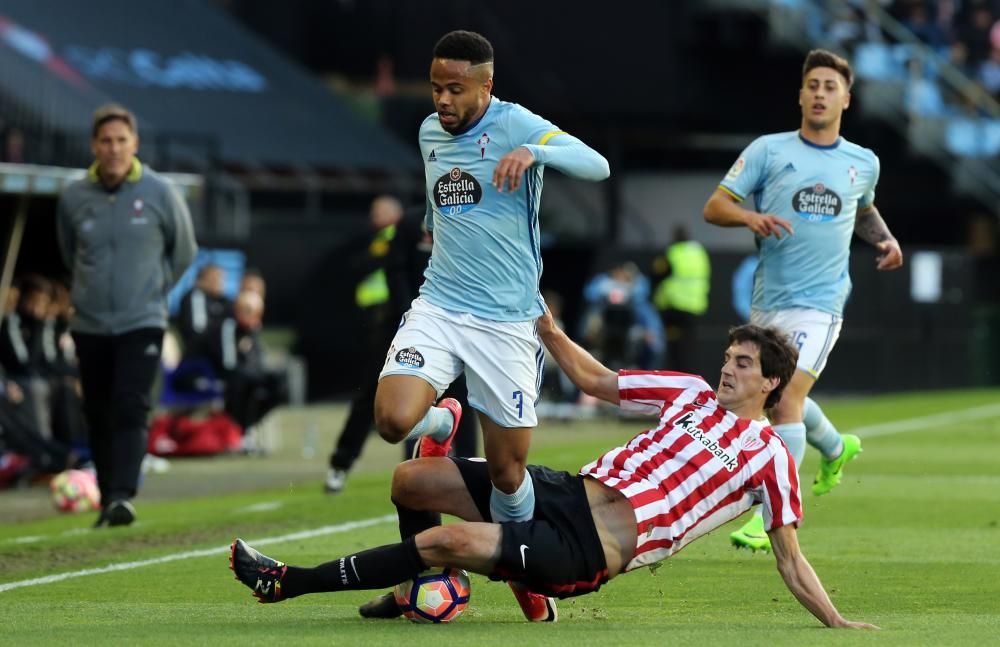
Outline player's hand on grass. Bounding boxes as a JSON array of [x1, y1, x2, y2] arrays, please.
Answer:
[[875, 238, 903, 270], [493, 147, 535, 193], [835, 619, 880, 630], [748, 212, 794, 239]]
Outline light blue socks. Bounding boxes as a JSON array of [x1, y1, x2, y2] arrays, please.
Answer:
[[772, 422, 807, 469], [489, 471, 535, 522], [803, 397, 844, 460], [405, 406, 454, 443]]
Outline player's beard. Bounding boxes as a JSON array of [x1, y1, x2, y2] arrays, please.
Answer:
[[805, 113, 839, 133], [439, 112, 470, 135]]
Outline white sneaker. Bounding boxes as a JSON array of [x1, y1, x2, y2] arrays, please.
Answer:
[[324, 468, 347, 494]]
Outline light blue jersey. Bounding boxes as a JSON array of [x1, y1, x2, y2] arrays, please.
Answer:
[[719, 131, 879, 316], [419, 97, 609, 321]]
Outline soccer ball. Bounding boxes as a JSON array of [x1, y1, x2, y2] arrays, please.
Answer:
[[393, 568, 471, 623], [49, 469, 101, 513]]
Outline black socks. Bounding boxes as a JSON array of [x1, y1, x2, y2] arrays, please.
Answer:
[[280, 536, 427, 598]]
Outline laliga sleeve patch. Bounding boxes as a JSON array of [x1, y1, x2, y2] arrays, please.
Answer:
[[725, 157, 746, 181], [395, 347, 426, 369]]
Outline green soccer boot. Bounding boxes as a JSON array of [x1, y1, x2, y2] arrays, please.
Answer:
[[812, 434, 862, 496], [729, 514, 770, 553]]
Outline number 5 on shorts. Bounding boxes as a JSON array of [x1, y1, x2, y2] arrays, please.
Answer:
[[512, 390, 524, 419]]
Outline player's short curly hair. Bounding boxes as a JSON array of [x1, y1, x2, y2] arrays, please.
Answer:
[[433, 30, 494, 65], [727, 324, 799, 410], [91, 103, 137, 138], [802, 49, 854, 89]]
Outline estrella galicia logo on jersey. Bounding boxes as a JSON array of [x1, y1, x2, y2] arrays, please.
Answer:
[[792, 183, 842, 222], [434, 167, 482, 216], [395, 347, 425, 369]]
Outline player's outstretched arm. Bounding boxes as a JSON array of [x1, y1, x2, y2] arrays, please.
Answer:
[[703, 188, 794, 239], [854, 204, 903, 270], [536, 306, 619, 405], [768, 525, 879, 629], [522, 134, 610, 182]]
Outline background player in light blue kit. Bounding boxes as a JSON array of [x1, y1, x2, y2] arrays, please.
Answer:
[[703, 49, 904, 552], [365, 30, 609, 621]]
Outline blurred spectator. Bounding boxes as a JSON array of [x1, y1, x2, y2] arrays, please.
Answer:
[[0, 368, 77, 480], [175, 264, 232, 347], [1, 276, 57, 449], [374, 53, 397, 97], [956, 1, 995, 70], [2, 126, 27, 164], [181, 291, 287, 436], [978, 47, 1000, 97], [580, 261, 664, 370], [42, 279, 89, 455], [0, 278, 78, 479], [57, 103, 197, 527], [240, 267, 267, 300], [900, 0, 947, 50], [652, 226, 711, 374], [0, 275, 51, 378]]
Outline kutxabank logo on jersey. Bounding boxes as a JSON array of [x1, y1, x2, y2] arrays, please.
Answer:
[[435, 167, 482, 215], [792, 183, 842, 222]]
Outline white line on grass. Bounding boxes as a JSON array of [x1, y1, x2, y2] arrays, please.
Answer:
[[849, 402, 1000, 439], [0, 513, 396, 594]]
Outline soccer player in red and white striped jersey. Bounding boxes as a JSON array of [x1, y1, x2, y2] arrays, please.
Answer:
[[580, 368, 801, 570], [230, 308, 876, 629]]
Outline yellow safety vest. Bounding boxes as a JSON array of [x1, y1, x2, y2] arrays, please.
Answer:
[[654, 241, 711, 315], [355, 225, 396, 308]]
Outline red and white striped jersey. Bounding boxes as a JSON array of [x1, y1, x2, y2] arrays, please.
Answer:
[[579, 370, 802, 571]]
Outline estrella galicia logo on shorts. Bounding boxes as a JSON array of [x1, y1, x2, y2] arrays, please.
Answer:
[[434, 167, 482, 216], [395, 347, 425, 369], [792, 184, 842, 222]]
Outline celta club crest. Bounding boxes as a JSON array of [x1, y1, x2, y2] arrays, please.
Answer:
[[848, 165, 857, 186], [477, 132, 490, 159]]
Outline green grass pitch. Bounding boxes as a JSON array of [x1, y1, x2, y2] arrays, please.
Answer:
[[2, 389, 999, 645]]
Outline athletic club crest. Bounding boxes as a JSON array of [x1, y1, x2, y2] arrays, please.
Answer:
[[476, 132, 490, 159]]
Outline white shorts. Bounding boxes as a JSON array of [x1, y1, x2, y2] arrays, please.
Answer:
[[750, 308, 843, 379], [379, 298, 542, 428]]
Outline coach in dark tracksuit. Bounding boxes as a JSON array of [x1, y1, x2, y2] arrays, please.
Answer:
[[57, 103, 197, 527]]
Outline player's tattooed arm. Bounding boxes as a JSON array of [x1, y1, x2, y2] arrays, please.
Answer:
[[855, 205, 904, 270]]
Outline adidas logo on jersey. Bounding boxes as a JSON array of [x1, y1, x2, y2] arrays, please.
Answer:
[[783, 162, 795, 172], [428, 150, 437, 161]]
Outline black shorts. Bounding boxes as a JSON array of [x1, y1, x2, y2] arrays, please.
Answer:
[[450, 457, 609, 599]]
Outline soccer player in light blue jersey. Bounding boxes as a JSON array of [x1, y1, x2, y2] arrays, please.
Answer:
[[364, 30, 609, 621], [704, 49, 904, 552]]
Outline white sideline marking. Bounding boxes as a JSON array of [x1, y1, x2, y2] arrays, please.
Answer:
[[0, 513, 396, 594], [10, 536, 46, 545], [237, 501, 283, 513], [849, 402, 1000, 439]]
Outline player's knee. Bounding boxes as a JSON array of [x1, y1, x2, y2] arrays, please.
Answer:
[[374, 403, 411, 443], [488, 462, 527, 495], [390, 460, 423, 506]]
